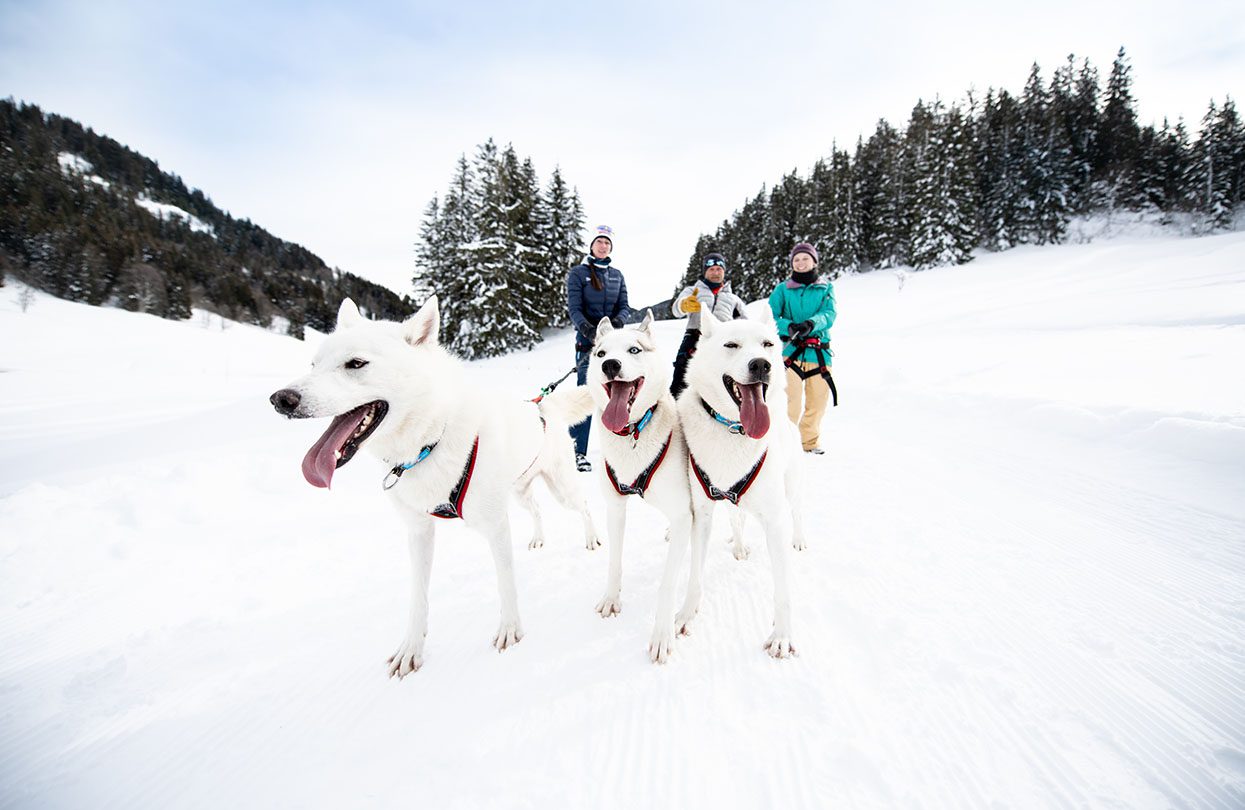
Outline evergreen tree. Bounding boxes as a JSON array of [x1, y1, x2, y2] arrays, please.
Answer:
[[822, 146, 860, 275], [855, 122, 904, 268], [1097, 46, 1142, 208], [1190, 100, 1240, 230], [540, 167, 585, 327]]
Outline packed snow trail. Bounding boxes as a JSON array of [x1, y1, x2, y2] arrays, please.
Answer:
[[1, 232, 1243, 809]]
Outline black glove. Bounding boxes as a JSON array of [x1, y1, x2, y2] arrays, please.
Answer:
[[576, 322, 596, 344], [610, 316, 625, 329], [789, 320, 814, 340]]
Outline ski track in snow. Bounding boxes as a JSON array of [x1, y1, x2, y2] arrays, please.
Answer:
[[2, 233, 1244, 809]]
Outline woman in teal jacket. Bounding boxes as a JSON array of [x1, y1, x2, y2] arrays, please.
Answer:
[[768, 242, 836, 454]]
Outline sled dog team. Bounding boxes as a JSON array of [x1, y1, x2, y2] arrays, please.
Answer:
[[270, 234, 833, 676], [271, 294, 808, 676]]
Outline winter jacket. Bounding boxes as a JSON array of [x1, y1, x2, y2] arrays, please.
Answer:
[[768, 276, 836, 364], [566, 259, 633, 348], [671, 279, 747, 330]]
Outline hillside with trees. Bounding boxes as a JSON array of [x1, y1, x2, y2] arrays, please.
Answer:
[[0, 99, 411, 337]]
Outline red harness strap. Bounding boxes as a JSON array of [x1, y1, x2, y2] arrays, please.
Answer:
[[430, 437, 479, 520]]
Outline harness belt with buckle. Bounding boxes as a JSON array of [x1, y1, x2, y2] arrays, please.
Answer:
[[606, 432, 673, 498], [689, 451, 767, 505], [783, 336, 838, 406]]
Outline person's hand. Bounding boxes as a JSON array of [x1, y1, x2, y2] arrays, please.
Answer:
[[577, 322, 596, 343], [610, 316, 625, 329], [789, 320, 814, 340], [678, 296, 701, 314]]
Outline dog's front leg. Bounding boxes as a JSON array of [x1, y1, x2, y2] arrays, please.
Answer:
[[727, 506, 751, 560], [760, 508, 797, 659], [483, 514, 524, 652], [388, 516, 435, 678], [595, 494, 626, 617], [649, 508, 694, 663], [675, 508, 710, 635]]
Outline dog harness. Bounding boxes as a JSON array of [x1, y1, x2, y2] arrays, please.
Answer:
[[382, 437, 480, 520], [605, 432, 673, 498], [689, 451, 767, 505], [609, 403, 657, 441], [700, 398, 747, 435], [429, 437, 479, 519]]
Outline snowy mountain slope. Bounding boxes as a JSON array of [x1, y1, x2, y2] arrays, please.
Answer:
[[1, 231, 1243, 809]]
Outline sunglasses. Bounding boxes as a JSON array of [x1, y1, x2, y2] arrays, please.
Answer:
[[703, 258, 726, 268]]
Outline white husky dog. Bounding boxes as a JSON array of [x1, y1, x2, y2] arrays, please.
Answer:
[[584, 312, 702, 662], [270, 297, 599, 677], [675, 311, 807, 659]]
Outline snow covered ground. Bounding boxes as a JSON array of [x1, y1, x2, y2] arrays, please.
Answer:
[[2, 231, 1243, 809]]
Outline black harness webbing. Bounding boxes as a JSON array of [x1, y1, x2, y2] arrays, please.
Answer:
[[606, 432, 673, 498], [430, 437, 479, 520], [689, 451, 767, 505], [783, 336, 838, 406]]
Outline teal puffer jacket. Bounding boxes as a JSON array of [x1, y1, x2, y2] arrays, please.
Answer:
[[768, 278, 837, 364]]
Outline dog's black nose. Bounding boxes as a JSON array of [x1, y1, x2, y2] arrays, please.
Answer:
[[601, 359, 622, 379], [748, 358, 771, 380], [270, 388, 301, 415]]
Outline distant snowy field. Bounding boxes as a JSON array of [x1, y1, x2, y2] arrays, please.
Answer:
[[1, 232, 1243, 809]]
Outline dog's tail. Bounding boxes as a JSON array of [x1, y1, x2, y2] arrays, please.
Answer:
[[537, 383, 593, 427]]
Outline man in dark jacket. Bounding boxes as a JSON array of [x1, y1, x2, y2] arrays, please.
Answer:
[[566, 224, 634, 471]]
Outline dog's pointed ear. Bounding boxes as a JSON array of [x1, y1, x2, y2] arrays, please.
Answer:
[[639, 309, 654, 334], [595, 316, 613, 340], [403, 296, 440, 347], [699, 310, 716, 337], [336, 298, 364, 330]]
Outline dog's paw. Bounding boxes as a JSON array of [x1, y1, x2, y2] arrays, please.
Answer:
[[492, 622, 523, 652], [595, 594, 622, 618], [386, 641, 425, 678], [731, 541, 751, 561], [648, 626, 676, 664], [585, 535, 601, 551], [791, 536, 807, 552], [528, 535, 544, 550], [674, 607, 698, 636], [763, 633, 798, 659]]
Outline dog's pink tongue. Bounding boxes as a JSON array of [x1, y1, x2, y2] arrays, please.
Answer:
[[601, 381, 638, 433], [300, 408, 366, 488], [737, 383, 770, 438]]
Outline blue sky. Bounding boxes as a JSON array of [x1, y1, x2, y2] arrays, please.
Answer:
[[2, 0, 1243, 303]]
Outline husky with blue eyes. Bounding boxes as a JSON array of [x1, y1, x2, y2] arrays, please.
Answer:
[[675, 310, 807, 660], [587, 311, 707, 663]]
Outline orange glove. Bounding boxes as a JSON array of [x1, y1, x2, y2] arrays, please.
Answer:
[[678, 296, 701, 314]]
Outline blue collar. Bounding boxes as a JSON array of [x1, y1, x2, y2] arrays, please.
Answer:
[[700, 398, 745, 435], [382, 442, 437, 490], [610, 403, 657, 441]]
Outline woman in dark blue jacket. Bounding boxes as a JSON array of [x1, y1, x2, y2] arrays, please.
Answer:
[[566, 224, 634, 472]]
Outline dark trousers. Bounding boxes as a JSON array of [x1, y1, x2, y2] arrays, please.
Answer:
[[670, 329, 700, 398], [569, 346, 591, 455]]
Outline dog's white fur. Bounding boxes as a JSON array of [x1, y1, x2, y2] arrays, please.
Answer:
[[676, 310, 807, 658], [585, 312, 702, 663], [271, 297, 599, 677]]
